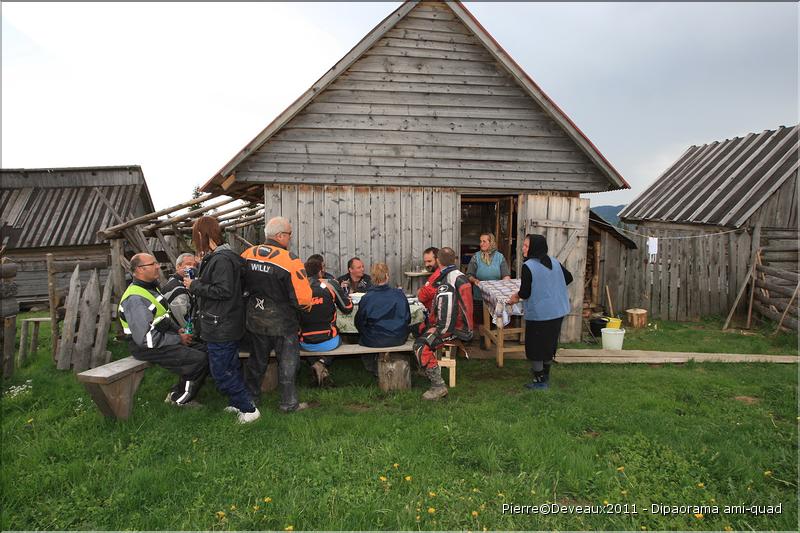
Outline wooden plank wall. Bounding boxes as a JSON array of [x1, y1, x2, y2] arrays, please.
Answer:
[[262, 184, 459, 287], [237, 1, 610, 193], [600, 226, 753, 321]]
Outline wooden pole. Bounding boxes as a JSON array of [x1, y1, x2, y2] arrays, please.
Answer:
[[143, 196, 239, 233], [92, 275, 115, 368], [46, 253, 60, 359], [773, 283, 800, 334], [73, 270, 100, 372], [56, 265, 82, 370], [2, 316, 15, 378], [97, 191, 222, 240], [605, 284, 614, 317], [722, 257, 756, 330]]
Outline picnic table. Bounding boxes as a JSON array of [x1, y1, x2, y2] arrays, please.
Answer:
[[478, 279, 525, 367], [403, 270, 430, 294], [336, 300, 426, 334]]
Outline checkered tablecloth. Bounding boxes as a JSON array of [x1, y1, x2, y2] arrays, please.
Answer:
[[478, 279, 524, 326], [336, 302, 426, 334]]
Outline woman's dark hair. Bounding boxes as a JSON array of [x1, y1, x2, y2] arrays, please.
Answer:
[[305, 257, 323, 278], [525, 233, 553, 270], [192, 216, 223, 256]]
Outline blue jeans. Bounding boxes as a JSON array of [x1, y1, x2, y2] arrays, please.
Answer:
[[207, 341, 255, 413]]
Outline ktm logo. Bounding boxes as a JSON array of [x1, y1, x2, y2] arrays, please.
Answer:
[[310, 297, 324, 306]]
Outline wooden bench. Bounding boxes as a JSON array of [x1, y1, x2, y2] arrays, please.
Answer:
[[76, 356, 151, 420]]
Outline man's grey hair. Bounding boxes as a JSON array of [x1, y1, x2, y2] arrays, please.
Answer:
[[175, 252, 195, 268], [265, 216, 292, 239]]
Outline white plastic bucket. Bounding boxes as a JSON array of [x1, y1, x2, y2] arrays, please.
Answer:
[[601, 328, 625, 350]]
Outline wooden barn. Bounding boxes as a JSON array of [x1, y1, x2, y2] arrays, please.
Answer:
[[585, 210, 637, 315], [200, 0, 629, 342], [0, 166, 155, 307], [618, 125, 798, 324]]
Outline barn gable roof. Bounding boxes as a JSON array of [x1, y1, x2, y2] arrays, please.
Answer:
[[1, 165, 155, 249], [202, 0, 628, 197], [620, 125, 799, 228]]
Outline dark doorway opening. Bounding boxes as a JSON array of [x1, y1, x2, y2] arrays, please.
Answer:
[[459, 195, 518, 276]]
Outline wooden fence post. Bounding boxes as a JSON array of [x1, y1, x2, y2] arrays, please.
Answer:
[[91, 273, 115, 369], [46, 253, 60, 359], [73, 270, 100, 372], [2, 316, 15, 377], [56, 265, 82, 370]]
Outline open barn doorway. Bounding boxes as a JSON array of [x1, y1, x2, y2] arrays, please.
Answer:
[[459, 195, 518, 276]]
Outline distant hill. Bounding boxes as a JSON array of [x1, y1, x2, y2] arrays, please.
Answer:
[[592, 205, 626, 226]]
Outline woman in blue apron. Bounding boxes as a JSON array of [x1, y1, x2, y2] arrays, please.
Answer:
[[508, 234, 573, 390], [466, 232, 511, 327]]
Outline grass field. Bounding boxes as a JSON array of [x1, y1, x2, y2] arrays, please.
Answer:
[[1, 313, 797, 530]]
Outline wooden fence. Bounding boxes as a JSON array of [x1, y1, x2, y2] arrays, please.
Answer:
[[603, 226, 754, 321]]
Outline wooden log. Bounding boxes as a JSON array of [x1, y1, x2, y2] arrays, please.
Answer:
[[46, 254, 59, 359], [378, 353, 411, 392], [0, 263, 18, 279], [110, 239, 127, 301], [0, 280, 17, 299], [754, 291, 799, 317], [626, 308, 648, 328], [757, 264, 799, 283], [30, 321, 41, 362], [753, 300, 799, 330], [91, 274, 115, 369], [755, 279, 798, 298], [774, 284, 800, 333], [152, 228, 179, 266], [50, 259, 109, 274], [97, 192, 221, 240], [2, 316, 16, 378], [73, 270, 100, 372], [144, 196, 239, 232], [605, 284, 614, 317], [56, 265, 82, 370]]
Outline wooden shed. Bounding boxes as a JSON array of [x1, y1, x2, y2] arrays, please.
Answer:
[[0, 166, 155, 307], [618, 125, 798, 323], [201, 0, 629, 341]]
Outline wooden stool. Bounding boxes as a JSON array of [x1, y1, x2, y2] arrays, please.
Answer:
[[17, 317, 51, 368], [436, 339, 468, 388]]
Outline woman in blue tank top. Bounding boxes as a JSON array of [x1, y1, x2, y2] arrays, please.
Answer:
[[508, 234, 573, 390], [467, 232, 511, 330]]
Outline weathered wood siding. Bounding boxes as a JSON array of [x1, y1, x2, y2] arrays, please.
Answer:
[[518, 194, 589, 342], [262, 184, 459, 286], [602, 226, 753, 321], [235, 2, 609, 192], [745, 172, 798, 230], [5, 246, 110, 306]]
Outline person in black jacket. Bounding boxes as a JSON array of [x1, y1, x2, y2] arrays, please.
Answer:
[[185, 216, 259, 424], [299, 256, 353, 386]]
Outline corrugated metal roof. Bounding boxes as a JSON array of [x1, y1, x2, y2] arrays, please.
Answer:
[[619, 125, 799, 228], [0, 166, 154, 249]]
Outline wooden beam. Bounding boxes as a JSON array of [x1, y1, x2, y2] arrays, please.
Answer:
[[144, 196, 239, 232], [97, 192, 222, 240], [221, 174, 237, 191]]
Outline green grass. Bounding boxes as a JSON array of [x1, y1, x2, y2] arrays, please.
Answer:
[[1, 312, 798, 530], [563, 316, 799, 355]]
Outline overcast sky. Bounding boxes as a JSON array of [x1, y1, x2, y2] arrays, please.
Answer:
[[2, 2, 797, 210]]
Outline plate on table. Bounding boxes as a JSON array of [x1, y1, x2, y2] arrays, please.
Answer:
[[349, 292, 365, 304]]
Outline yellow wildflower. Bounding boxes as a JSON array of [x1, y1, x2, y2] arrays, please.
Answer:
[[620, 490, 628, 495], [429, 491, 437, 497], [603, 500, 609, 505], [264, 497, 272, 503], [26, 418, 33, 424], [480, 504, 485, 510], [405, 476, 412, 481], [415, 515, 421, 521], [723, 526, 733, 531], [697, 482, 705, 488], [763, 470, 773, 477], [471, 511, 479, 518], [393, 463, 399, 468], [616, 466, 625, 472], [253, 505, 260, 512], [230, 504, 236, 511], [472, 487, 480, 493], [428, 507, 436, 514], [285, 526, 294, 531], [215, 511, 226, 520], [192, 437, 198, 443], [640, 527, 647, 531], [379, 476, 388, 482], [694, 513, 704, 519]]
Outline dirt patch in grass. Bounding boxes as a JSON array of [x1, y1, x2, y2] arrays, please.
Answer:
[[734, 395, 760, 405]]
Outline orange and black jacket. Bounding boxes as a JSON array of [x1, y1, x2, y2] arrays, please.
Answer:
[[299, 278, 353, 344], [241, 240, 313, 336]]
